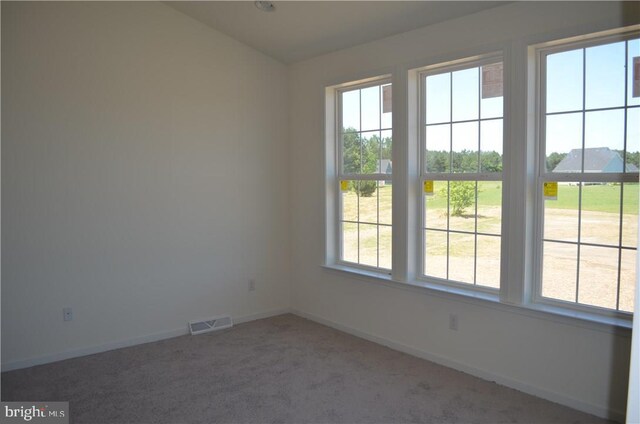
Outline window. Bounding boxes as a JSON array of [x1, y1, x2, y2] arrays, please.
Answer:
[[420, 57, 504, 290], [337, 80, 393, 271], [325, 26, 638, 325], [536, 34, 639, 313]]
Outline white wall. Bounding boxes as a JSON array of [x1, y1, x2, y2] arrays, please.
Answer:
[[289, 1, 638, 420], [1, 2, 290, 369], [2, 0, 638, 420]]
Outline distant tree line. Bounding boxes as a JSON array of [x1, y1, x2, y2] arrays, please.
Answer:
[[626, 151, 640, 168], [425, 150, 502, 173]]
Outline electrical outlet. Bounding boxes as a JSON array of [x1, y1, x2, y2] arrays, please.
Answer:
[[248, 279, 256, 292], [63, 307, 73, 322], [449, 313, 458, 331]]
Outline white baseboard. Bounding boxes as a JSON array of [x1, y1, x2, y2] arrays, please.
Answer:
[[291, 309, 624, 423], [1, 308, 291, 372], [233, 308, 292, 325]]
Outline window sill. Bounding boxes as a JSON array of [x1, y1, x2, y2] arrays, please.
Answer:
[[322, 263, 394, 283], [321, 264, 632, 335], [518, 302, 632, 330]]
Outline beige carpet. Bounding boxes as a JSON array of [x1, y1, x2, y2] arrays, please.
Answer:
[[2, 314, 610, 423]]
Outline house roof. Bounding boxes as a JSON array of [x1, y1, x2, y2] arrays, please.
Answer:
[[553, 147, 638, 172], [376, 159, 392, 174]]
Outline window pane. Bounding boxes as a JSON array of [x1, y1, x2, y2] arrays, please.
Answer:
[[360, 131, 380, 174], [480, 119, 503, 172], [361, 131, 380, 174], [627, 39, 640, 106], [585, 41, 625, 109], [627, 107, 640, 171], [542, 241, 577, 302], [546, 113, 582, 172], [448, 181, 476, 232], [477, 181, 501, 235], [544, 183, 579, 242], [358, 181, 378, 224], [359, 223, 378, 267], [448, 232, 475, 284], [584, 110, 625, 170], [341, 181, 358, 222], [379, 181, 392, 225], [342, 89, 360, 132], [476, 235, 500, 288], [452, 122, 478, 173], [452, 67, 479, 121], [381, 84, 392, 129], [342, 222, 358, 263], [426, 73, 450, 124], [425, 124, 450, 173], [425, 181, 448, 230], [379, 225, 392, 270], [546, 49, 583, 113], [380, 129, 392, 167], [342, 132, 362, 174], [622, 183, 639, 248], [424, 229, 447, 279], [480, 63, 503, 119], [577, 246, 619, 310], [361, 85, 380, 132], [580, 184, 620, 246], [620, 248, 637, 312]]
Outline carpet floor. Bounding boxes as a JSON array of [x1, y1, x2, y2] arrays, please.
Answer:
[[2, 314, 610, 424]]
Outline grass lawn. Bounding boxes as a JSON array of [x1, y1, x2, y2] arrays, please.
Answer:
[[340, 179, 636, 311], [342, 181, 639, 218], [423, 181, 638, 214], [547, 183, 638, 214]]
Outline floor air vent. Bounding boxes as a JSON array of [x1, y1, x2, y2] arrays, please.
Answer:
[[188, 315, 233, 335]]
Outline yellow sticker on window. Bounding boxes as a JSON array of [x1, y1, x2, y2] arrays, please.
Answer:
[[340, 180, 349, 192], [543, 182, 558, 200], [424, 180, 434, 196]]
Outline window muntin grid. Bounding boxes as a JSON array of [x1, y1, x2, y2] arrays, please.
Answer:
[[420, 57, 504, 290], [538, 35, 639, 313], [338, 81, 393, 271]]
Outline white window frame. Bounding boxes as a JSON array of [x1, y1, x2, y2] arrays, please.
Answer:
[[532, 31, 640, 318], [323, 27, 636, 330], [417, 53, 505, 294], [334, 77, 393, 275]]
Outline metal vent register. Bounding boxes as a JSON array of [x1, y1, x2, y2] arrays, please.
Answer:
[[188, 315, 233, 335]]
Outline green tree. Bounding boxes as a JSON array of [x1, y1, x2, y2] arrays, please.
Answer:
[[546, 152, 567, 171], [381, 135, 392, 162], [426, 150, 449, 172], [427, 150, 502, 173], [342, 128, 378, 197], [440, 181, 475, 217], [480, 151, 502, 172]]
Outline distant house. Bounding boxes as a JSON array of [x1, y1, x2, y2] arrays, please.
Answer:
[[553, 147, 638, 173], [376, 159, 392, 185]]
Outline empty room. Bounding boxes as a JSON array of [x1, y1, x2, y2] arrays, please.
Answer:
[[2, 1, 640, 423]]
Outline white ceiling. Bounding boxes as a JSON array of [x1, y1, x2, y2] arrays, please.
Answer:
[[165, 1, 507, 64]]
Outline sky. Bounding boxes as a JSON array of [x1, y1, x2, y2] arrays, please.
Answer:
[[340, 38, 640, 168], [546, 38, 640, 156]]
